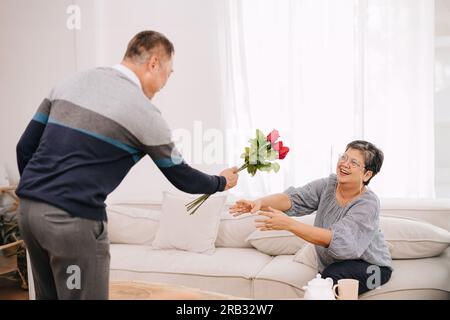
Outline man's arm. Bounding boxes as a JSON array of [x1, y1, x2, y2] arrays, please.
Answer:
[[16, 99, 51, 176], [145, 143, 237, 194]]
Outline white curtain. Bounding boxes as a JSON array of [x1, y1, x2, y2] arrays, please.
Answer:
[[362, 0, 435, 198], [219, 0, 435, 199]]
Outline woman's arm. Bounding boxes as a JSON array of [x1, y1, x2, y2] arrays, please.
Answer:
[[257, 207, 332, 247], [230, 178, 327, 216], [229, 193, 292, 215], [259, 193, 292, 211], [288, 219, 332, 247]]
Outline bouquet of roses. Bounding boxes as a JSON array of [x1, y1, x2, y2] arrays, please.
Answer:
[[186, 129, 290, 215]]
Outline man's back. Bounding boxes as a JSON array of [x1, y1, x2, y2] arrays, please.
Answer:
[[17, 67, 176, 221]]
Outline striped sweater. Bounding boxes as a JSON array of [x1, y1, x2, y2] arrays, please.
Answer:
[[16, 67, 226, 221]]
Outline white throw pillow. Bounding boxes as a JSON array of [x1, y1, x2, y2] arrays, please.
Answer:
[[215, 213, 258, 248], [246, 214, 316, 255], [293, 243, 318, 269], [152, 192, 226, 254], [107, 205, 160, 245], [292, 218, 450, 267], [381, 216, 450, 259]]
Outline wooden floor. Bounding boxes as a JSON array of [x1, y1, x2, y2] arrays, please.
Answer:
[[0, 275, 28, 300]]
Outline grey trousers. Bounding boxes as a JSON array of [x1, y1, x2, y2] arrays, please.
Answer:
[[18, 198, 110, 300]]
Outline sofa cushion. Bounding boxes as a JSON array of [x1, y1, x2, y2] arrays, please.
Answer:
[[215, 213, 257, 248], [111, 245, 271, 278], [360, 248, 450, 299], [107, 205, 160, 245], [291, 216, 450, 270], [246, 230, 307, 256], [246, 214, 316, 255], [110, 245, 273, 298], [380, 216, 450, 259], [293, 243, 318, 269], [253, 255, 317, 299], [152, 192, 226, 254], [247, 213, 450, 259], [254, 249, 450, 299]]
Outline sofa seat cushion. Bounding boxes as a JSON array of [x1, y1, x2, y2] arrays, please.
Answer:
[[253, 251, 450, 299], [253, 255, 317, 299], [110, 245, 273, 298], [360, 249, 450, 300], [111, 245, 272, 277]]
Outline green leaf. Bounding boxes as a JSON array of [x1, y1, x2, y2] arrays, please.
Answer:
[[256, 129, 266, 144], [257, 163, 272, 172], [247, 164, 258, 176], [272, 162, 281, 173], [248, 139, 259, 165], [265, 149, 278, 161]]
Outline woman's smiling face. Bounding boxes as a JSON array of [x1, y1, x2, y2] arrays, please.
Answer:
[[336, 148, 367, 185]]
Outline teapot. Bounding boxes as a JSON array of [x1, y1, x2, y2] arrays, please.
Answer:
[[302, 274, 336, 300]]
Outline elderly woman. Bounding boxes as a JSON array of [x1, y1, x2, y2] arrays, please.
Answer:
[[230, 140, 392, 294]]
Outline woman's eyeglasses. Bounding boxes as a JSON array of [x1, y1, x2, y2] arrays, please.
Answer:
[[338, 153, 365, 169]]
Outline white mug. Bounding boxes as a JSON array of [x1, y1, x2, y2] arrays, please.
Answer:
[[333, 279, 359, 300]]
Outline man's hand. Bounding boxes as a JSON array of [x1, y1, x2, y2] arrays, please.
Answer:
[[220, 166, 239, 190], [229, 199, 262, 216]]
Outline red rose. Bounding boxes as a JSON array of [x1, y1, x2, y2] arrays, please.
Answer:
[[267, 129, 280, 144], [272, 140, 282, 151], [273, 141, 289, 159], [278, 145, 290, 160]]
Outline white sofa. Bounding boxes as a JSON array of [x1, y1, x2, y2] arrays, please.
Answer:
[[27, 198, 450, 300]]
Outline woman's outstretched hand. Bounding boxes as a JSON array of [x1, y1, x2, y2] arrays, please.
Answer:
[[255, 207, 292, 231], [229, 199, 262, 216]]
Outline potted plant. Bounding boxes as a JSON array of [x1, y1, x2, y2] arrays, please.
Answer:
[[0, 187, 28, 290]]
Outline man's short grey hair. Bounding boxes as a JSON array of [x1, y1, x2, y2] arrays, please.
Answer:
[[346, 140, 384, 185], [124, 30, 174, 64]]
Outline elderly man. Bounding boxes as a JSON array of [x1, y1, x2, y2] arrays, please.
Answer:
[[16, 31, 238, 300]]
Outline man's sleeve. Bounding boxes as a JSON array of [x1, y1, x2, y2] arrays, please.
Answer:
[[16, 98, 51, 176], [144, 143, 226, 194]]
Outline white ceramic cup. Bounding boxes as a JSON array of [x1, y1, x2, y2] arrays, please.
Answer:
[[332, 279, 359, 300]]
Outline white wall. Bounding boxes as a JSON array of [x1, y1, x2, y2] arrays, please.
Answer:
[[0, 0, 228, 203], [0, 0, 77, 183], [95, 0, 226, 203]]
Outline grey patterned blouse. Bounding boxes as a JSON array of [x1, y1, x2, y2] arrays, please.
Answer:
[[284, 174, 392, 272]]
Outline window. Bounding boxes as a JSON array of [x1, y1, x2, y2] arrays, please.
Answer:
[[220, 0, 436, 198], [435, 0, 450, 197]]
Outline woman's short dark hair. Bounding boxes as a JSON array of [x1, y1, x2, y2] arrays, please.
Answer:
[[346, 140, 384, 185], [124, 30, 174, 63]]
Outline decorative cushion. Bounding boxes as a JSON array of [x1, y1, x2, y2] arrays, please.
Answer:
[[215, 213, 258, 248], [293, 243, 318, 269], [246, 214, 316, 255], [289, 216, 450, 264], [152, 192, 226, 254], [107, 205, 160, 245], [381, 216, 450, 259]]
